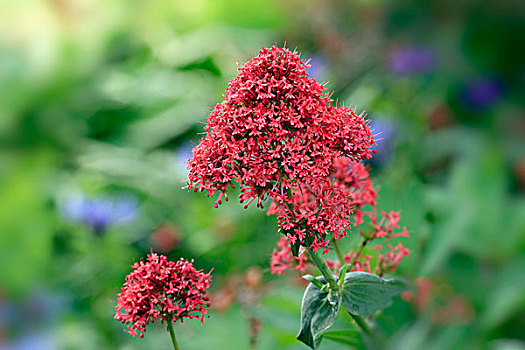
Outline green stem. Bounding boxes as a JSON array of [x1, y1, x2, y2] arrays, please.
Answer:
[[331, 237, 345, 265], [306, 246, 339, 292], [348, 313, 372, 337], [350, 238, 369, 266], [167, 319, 180, 350]]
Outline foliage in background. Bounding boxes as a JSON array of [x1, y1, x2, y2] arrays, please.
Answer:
[[0, 0, 523, 349]]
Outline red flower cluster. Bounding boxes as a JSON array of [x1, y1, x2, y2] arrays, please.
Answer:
[[187, 45, 374, 251], [401, 278, 475, 325], [270, 235, 309, 275], [272, 209, 410, 275], [115, 253, 212, 338], [268, 158, 377, 251], [270, 160, 410, 275]]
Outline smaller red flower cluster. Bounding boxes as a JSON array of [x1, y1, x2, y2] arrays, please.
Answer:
[[270, 235, 309, 275], [401, 278, 475, 325], [115, 253, 212, 338], [327, 234, 410, 276], [270, 167, 410, 276], [328, 209, 410, 275], [268, 158, 377, 251]]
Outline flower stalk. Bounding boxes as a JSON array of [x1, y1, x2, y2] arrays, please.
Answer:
[[350, 237, 369, 266], [306, 246, 339, 292], [167, 319, 180, 350], [307, 242, 376, 339]]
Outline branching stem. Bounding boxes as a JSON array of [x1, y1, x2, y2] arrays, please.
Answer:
[[350, 238, 369, 266]]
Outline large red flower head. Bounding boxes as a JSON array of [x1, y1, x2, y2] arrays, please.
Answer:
[[115, 253, 212, 338], [187, 45, 374, 213]]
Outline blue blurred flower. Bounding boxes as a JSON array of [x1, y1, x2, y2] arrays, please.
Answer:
[[23, 289, 69, 324], [60, 193, 137, 234], [388, 46, 435, 76], [305, 55, 328, 82], [0, 289, 66, 350], [0, 299, 16, 328], [369, 119, 396, 167], [461, 77, 503, 109], [1, 333, 57, 350], [174, 142, 194, 176]]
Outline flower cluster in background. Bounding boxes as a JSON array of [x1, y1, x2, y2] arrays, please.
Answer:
[[209, 267, 265, 347], [187, 45, 375, 252], [401, 278, 475, 325], [115, 253, 212, 338], [148, 224, 182, 254]]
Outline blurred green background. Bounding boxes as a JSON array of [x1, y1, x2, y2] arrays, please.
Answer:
[[1, 0, 524, 349]]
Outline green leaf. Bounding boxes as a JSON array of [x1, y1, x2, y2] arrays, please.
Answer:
[[341, 272, 407, 315], [338, 264, 351, 285], [303, 275, 324, 290], [323, 329, 365, 349], [297, 277, 341, 349]]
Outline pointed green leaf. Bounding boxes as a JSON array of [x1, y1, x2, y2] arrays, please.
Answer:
[[303, 275, 324, 290], [338, 264, 351, 285], [341, 272, 407, 315], [297, 277, 341, 349]]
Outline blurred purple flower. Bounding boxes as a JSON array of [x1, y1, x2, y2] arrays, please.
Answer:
[[388, 46, 435, 76], [370, 119, 396, 167], [461, 77, 503, 109], [60, 193, 137, 234], [305, 55, 328, 81]]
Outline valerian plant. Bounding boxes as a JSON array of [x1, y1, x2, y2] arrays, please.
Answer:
[[187, 45, 409, 349]]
